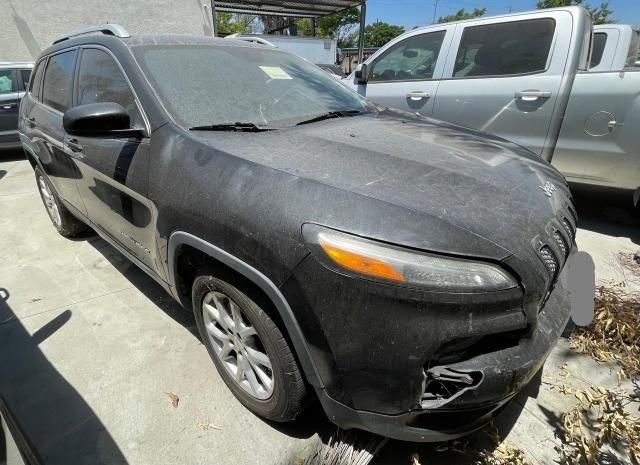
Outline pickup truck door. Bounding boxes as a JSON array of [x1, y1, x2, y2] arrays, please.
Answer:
[[432, 10, 582, 157], [70, 47, 158, 271], [551, 69, 640, 192], [351, 26, 454, 116]]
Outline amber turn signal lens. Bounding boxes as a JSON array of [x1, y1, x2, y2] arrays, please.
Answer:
[[319, 240, 405, 282]]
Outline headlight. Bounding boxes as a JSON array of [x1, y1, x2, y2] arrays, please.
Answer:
[[303, 224, 518, 292]]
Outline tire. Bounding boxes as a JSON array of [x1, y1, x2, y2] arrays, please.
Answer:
[[34, 167, 89, 237], [192, 273, 306, 421]]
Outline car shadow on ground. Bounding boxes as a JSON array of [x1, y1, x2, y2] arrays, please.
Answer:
[[572, 189, 640, 245], [0, 287, 129, 465], [0, 148, 28, 163]]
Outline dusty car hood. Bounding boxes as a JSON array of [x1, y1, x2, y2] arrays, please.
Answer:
[[190, 111, 571, 259]]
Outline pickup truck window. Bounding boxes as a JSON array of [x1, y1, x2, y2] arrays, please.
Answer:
[[0, 69, 14, 94], [77, 48, 143, 127], [369, 31, 446, 83], [42, 50, 77, 113], [453, 18, 555, 78], [589, 33, 607, 68]]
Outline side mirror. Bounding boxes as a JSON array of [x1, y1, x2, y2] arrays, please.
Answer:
[[354, 63, 369, 84], [63, 103, 143, 138]]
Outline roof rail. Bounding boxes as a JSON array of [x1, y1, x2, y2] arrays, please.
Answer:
[[53, 24, 130, 45]]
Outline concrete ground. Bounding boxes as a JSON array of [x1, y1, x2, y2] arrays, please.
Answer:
[[1, 152, 638, 465], [0, 153, 325, 465]]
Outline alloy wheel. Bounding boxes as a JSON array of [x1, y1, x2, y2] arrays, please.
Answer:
[[38, 175, 62, 228], [202, 290, 274, 400]]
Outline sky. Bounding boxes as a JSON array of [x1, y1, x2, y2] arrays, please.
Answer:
[[363, 0, 640, 28]]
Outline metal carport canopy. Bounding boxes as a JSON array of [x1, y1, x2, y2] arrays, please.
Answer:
[[212, 0, 364, 18], [210, 0, 367, 62]]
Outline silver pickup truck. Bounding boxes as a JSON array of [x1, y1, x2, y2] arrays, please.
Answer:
[[345, 7, 640, 204], [590, 24, 639, 71]]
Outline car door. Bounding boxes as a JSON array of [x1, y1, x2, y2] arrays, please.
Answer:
[[551, 68, 640, 192], [71, 46, 157, 270], [0, 68, 22, 147], [432, 11, 576, 157], [28, 49, 87, 214], [354, 27, 453, 116]]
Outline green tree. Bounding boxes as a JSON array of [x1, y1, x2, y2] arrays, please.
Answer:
[[360, 22, 405, 48], [536, 0, 613, 24], [296, 7, 360, 46], [216, 12, 255, 34], [437, 8, 487, 23]]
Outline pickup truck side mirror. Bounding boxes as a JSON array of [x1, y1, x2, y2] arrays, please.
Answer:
[[63, 103, 143, 138], [354, 63, 369, 84]]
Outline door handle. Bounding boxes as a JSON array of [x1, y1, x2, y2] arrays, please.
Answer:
[[1, 103, 17, 110], [406, 91, 431, 101], [67, 138, 83, 153], [515, 90, 551, 101], [26, 116, 36, 128]]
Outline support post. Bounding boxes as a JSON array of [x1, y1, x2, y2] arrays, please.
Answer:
[[210, 0, 217, 37], [357, 2, 366, 64], [311, 18, 316, 37]]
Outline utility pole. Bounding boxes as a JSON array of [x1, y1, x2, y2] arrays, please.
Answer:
[[432, 0, 439, 24], [507, 5, 513, 13]]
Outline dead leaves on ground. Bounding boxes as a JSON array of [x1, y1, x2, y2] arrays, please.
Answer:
[[428, 425, 532, 465], [557, 386, 640, 465], [569, 284, 640, 379], [165, 392, 179, 408]]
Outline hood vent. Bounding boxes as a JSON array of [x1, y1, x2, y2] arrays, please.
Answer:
[[539, 245, 559, 277], [561, 217, 575, 242]]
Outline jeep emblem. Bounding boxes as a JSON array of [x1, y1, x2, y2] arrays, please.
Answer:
[[539, 181, 556, 197]]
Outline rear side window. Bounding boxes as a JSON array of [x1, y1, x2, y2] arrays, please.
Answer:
[[0, 69, 15, 94], [453, 18, 556, 78], [369, 31, 446, 82], [76, 48, 142, 126], [29, 60, 45, 98], [589, 33, 607, 68], [42, 50, 77, 112]]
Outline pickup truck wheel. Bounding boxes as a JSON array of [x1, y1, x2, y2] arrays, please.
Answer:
[[192, 274, 306, 421], [34, 167, 89, 237]]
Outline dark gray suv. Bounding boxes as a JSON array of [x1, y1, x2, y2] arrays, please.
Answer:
[[19, 25, 575, 441]]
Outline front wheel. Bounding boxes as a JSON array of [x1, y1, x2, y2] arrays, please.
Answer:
[[34, 167, 89, 237], [192, 273, 306, 421]]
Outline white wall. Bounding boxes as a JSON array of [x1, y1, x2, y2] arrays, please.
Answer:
[[0, 0, 214, 62]]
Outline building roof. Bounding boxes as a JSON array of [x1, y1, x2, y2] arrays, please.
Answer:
[[212, 0, 364, 18]]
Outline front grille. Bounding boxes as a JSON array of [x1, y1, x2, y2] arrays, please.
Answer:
[[539, 245, 558, 277], [561, 217, 575, 242], [553, 230, 568, 260], [567, 204, 578, 226]]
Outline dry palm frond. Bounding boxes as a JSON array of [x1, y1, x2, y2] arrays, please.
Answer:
[[294, 430, 388, 465], [557, 386, 640, 465], [569, 285, 640, 379]]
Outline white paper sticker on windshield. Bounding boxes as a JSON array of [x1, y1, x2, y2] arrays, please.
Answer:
[[259, 66, 292, 80]]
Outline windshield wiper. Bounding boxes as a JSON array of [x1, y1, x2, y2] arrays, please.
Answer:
[[296, 110, 363, 126], [189, 122, 273, 132]]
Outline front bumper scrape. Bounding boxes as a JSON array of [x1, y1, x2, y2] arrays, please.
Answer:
[[318, 276, 571, 442]]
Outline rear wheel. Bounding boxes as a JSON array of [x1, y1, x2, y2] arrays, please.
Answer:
[[192, 273, 306, 421], [34, 167, 89, 237]]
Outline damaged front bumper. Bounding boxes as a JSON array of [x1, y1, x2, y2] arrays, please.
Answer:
[[316, 277, 571, 441]]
